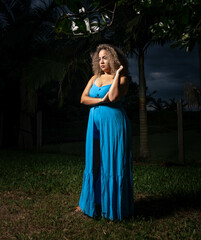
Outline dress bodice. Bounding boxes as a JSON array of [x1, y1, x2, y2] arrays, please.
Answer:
[[89, 81, 124, 108], [89, 82, 111, 98]]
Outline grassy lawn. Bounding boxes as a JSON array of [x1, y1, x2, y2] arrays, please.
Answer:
[[1, 139, 201, 240]]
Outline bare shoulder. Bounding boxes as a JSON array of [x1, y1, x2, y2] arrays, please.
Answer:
[[91, 75, 98, 81], [88, 75, 98, 84], [120, 76, 129, 95], [120, 76, 128, 85]]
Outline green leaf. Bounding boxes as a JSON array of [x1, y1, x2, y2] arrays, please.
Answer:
[[55, 18, 72, 35], [92, 1, 100, 7], [67, 0, 82, 14], [53, 0, 63, 5], [117, 0, 126, 7], [74, 19, 87, 33], [102, 21, 107, 26], [181, 5, 190, 25]]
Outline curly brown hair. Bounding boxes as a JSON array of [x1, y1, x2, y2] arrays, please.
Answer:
[[91, 44, 128, 77]]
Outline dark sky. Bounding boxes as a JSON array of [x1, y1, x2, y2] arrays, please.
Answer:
[[128, 43, 200, 101]]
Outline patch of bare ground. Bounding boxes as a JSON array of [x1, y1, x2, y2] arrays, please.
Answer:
[[0, 190, 77, 240], [0, 191, 31, 239]]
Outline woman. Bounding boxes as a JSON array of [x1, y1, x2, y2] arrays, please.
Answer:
[[76, 44, 134, 220]]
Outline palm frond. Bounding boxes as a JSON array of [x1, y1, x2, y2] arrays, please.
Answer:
[[0, 13, 9, 31], [0, 0, 15, 22], [22, 57, 67, 91]]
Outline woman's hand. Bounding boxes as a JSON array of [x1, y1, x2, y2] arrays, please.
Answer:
[[101, 92, 110, 103], [116, 65, 123, 75]]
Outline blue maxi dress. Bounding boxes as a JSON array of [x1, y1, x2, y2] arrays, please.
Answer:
[[79, 79, 134, 220]]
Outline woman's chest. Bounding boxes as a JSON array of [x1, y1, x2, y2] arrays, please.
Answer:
[[95, 75, 113, 87], [89, 84, 111, 98]]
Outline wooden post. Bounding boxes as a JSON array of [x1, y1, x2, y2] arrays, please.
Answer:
[[37, 111, 42, 151], [177, 99, 184, 163], [0, 112, 3, 147]]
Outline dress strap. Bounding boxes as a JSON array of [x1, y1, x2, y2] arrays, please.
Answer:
[[93, 77, 98, 83]]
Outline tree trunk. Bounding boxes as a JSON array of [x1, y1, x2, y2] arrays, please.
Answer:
[[177, 99, 184, 163], [0, 112, 3, 147], [138, 48, 150, 160], [18, 79, 34, 149], [199, 43, 201, 88], [36, 111, 42, 151], [18, 112, 33, 149]]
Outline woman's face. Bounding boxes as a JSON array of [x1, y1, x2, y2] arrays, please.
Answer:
[[98, 49, 111, 74]]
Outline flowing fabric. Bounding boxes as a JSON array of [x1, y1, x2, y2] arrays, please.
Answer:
[[79, 80, 134, 220]]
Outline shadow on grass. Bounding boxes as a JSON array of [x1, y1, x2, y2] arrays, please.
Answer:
[[91, 192, 201, 222], [134, 192, 201, 220]]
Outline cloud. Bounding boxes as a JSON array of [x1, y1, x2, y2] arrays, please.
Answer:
[[128, 43, 200, 100], [149, 71, 174, 81]]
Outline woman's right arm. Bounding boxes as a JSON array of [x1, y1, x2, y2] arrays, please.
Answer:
[[80, 76, 109, 105]]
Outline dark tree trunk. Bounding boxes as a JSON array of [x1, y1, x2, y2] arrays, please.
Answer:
[[138, 48, 150, 160], [199, 43, 201, 88], [0, 112, 3, 147], [18, 79, 34, 149], [177, 99, 184, 163], [36, 111, 42, 151], [18, 112, 33, 148]]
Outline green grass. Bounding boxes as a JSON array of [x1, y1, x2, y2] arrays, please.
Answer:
[[1, 147, 201, 240]]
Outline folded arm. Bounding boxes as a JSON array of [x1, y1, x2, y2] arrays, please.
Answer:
[[80, 76, 109, 105], [108, 66, 128, 102]]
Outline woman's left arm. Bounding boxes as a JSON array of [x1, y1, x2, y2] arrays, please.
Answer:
[[108, 66, 128, 102]]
